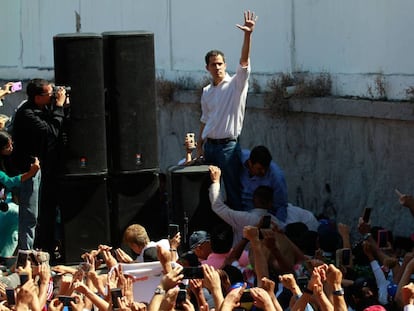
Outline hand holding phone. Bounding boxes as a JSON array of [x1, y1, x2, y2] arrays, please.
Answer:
[[10, 82, 22, 92], [110, 288, 123, 310]]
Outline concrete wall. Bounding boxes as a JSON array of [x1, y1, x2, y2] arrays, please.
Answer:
[[1, 0, 414, 99], [159, 92, 414, 239]]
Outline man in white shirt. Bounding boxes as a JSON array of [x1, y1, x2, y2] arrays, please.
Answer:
[[208, 165, 319, 247], [196, 11, 258, 210]]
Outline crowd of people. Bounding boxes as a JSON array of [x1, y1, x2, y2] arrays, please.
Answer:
[[2, 8, 414, 311]]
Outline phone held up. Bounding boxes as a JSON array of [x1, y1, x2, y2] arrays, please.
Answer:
[[10, 81, 22, 92], [362, 207, 372, 223], [168, 224, 179, 239], [336, 248, 352, 267]]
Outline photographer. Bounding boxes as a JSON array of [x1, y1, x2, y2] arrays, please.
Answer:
[[11, 79, 66, 255]]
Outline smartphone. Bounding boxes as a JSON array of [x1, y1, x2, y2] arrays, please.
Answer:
[[10, 81, 22, 92], [336, 248, 351, 267], [186, 133, 196, 150], [258, 215, 271, 240], [182, 266, 204, 279], [19, 272, 29, 285], [296, 276, 309, 291], [168, 224, 179, 239], [362, 207, 372, 223], [261, 215, 271, 229], [58, 295, 75, 311], [16, 250, 29, 268], [240, 289, 254, 311], [175, 288, 187, 309], [110, 288, 123, 310], [6, 287, 15, 306], [377, 229, 389, 248]]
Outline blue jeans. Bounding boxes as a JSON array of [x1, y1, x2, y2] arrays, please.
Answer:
[[18, 170, 41, 250], [204, 140, 242, 210]]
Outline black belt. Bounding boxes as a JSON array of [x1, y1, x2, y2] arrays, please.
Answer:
[[206, 137, 237, 145]]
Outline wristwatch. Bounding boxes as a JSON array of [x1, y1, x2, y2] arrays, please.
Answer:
[[154, 287, 165, 295], [333, 288, 345, 296]]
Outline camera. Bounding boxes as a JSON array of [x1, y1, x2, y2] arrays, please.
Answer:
[[52, 85, 71, 95]]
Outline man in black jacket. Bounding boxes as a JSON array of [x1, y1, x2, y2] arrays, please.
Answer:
[[12, 79, 67, 254]]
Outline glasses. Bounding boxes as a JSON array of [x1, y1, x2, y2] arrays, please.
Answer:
[[40, 92, 53, 97]]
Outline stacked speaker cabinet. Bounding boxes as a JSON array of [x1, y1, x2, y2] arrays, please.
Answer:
[[168, 165, 227, 248], [102, 31, 162, 246], [53, 33, 110, 262]]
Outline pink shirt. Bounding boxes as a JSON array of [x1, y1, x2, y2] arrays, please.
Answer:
[[201, 250, 249, 269]]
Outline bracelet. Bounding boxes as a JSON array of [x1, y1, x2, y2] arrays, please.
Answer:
[[363, 233, 371, 240], [169, 248, 177, 252], [333, 288, 344, 296], [302, 287, 313, 295]]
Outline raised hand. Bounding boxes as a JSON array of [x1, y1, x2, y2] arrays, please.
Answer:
[[236, 10, 258, 33]]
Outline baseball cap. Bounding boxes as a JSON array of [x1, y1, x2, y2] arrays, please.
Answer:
[[189, 231, 210, 250]]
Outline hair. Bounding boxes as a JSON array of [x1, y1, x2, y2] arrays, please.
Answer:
[[26, 78, 49, 101], [253, 185, 273, 208], [0, 131, 11, 152], [210, 223, 233, 254], [123, 224, 150, 248], [0, 131, 11, 172], [249, 146, 272, 168], [205, 50, 226, 65]]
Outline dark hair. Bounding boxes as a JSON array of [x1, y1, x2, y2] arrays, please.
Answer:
[[249, 146, 272, 168], [0, 131, 11, 152], [221, 265, 244, 285], [253, 185, 273, 207], [210, 224, 233, 254], [205, 50, 225, 66], [26, 78, 49, 101]]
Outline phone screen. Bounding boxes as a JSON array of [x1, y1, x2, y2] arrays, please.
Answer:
[[362, 207, 372, 223], [11, 82, 22, 92], [6, 288, 15, 306], [110, 288, 122, 309], [182, 266, 204, 279], [16, 251, 29, 268], [341, 249, 351, 266], [377, 230, 388, 248], [168, 224, 179, 238], [261, 215, 271, 228]]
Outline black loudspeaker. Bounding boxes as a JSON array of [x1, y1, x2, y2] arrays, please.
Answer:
[[53, 33, 107, 176], [103, 31, 158, 173], [109, 170, 164, 247], [58, 176, 110, 263], [168, 165, 227, 248]]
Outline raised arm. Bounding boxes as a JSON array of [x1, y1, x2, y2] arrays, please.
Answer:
[[236, 10, 257, 67]]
